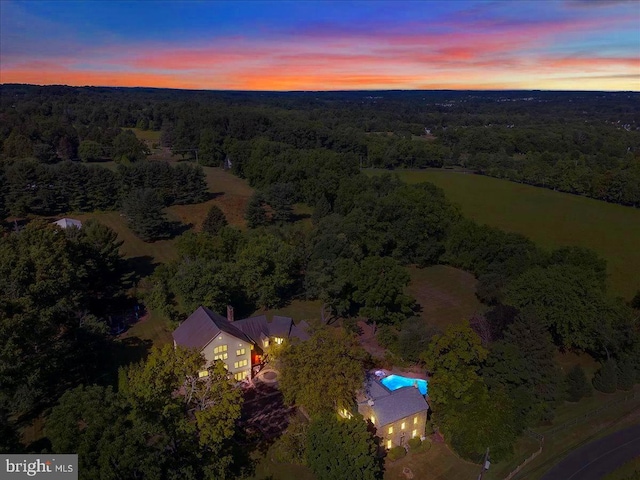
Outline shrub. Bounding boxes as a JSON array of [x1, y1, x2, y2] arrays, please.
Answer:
[[565, 365, 592, 402], [408, 437, 422, 450], [424, 420, 434, 435], [593, 359, 618, 393], [617, 358, 636, 391], [387, 446, 406, 461]]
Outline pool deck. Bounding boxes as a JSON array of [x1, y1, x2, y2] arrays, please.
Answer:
[[372, 368, 429, 381]]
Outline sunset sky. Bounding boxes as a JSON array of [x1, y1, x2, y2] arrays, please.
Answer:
[[1, 0, 638, 91]]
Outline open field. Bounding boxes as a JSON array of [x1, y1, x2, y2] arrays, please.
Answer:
[[406, 265, 484, 330], [253, 299, 324, 324], [73, 210, 179, 266], [385, 440, 479, 480], [366, 169, 640, 299], [73, 168, 253, 269], [169, 166, 254, 229]]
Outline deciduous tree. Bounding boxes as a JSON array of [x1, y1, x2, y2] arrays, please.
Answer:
[[306, 414, 382, 480]]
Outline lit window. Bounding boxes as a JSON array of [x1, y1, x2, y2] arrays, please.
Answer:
[[234, 370, 249, 381], [386, 440, 392, 449], [264, 339, 269, 347], [339, 408, 353, 419], [370, 415, 375, 424], [234, 359, 248, 369], [236, 348, 246, 356], [412, 429, 417, 438], [213, 345, 228, 361], [198, 370, 209, 378], [274, 337, 284, 345], [401, 422, 406, 430], [388, 426, 393, 435], [413, 416, 418, 425]]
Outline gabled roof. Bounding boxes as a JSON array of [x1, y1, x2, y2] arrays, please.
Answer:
[[269, 316, 293, 337], [370, 387, 429, 427], [363, 376, 392, 401], [172, 306, 253, 350], [234, 315, 270, 343], [289, 320, 311, 341], [52, 218, 82, 229]]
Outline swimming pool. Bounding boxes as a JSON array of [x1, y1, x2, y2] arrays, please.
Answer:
[[380, 374, 428, 396]]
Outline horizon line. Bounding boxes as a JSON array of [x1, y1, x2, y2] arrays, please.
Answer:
[[2, 83, 639, 94]]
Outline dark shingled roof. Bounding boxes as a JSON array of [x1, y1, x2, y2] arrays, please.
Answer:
[[270, 316, 293, 337], [363, 376, 392, 400], [172, 306, 253, 350], [370, 386, 429, 427], [233, 315, 269, 343], [290, 320, 311, 341]]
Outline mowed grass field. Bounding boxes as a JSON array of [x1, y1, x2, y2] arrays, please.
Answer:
[[407, 265, 484, 330], [367, 169, 640, 299]]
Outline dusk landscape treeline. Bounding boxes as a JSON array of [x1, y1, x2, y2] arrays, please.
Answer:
[[0, 85, 639, 478]]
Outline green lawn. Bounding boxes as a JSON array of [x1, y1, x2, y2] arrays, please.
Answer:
[[384, 440, 479, 480], [253, 299, 324, 324], [406, 265, 484, 330], [366, 169, 640, 299]]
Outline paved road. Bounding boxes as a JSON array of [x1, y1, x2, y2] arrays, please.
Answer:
[[542, 424, 640, 480]]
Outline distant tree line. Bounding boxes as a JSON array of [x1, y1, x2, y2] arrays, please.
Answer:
[[1, 159, 206, 217], [2, 85, 637, 207]]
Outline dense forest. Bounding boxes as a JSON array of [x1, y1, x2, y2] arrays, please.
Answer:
[[2, 84, 639, 207], [1, 85, 639, 478]]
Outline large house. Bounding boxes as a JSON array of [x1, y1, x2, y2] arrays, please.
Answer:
[[172, 306, 309, 381], [357, 376, 429, 449]]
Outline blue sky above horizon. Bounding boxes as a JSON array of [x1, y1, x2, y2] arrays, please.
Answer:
[[1, 0, 638, 91]]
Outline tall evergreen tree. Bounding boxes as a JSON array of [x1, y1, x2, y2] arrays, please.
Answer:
[[121, 189, 171, 241], [202, 205, 228, 235], [565, 365, 591, 402], [245, 192, 268, 228]]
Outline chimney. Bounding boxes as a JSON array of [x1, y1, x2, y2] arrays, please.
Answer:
[[227, 305, 234, 322]]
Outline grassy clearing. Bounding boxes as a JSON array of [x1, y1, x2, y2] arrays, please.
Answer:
[[406, 265, 484, 330], [253, 299, 324, 324], [120, 310, 173, 347], [366, 169, 640, 299], [384, 440, 479, 480], [169, 167, 254, 230], [603, 456, 640, 480], [73, 211, 179, 266]]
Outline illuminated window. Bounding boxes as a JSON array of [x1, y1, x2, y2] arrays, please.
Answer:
[[386, 440, 392, 449], [264, 339, 269, 347], [234, 359, 248, 369], [370, 415, 375, 424], [412, 429, 417, 438], [401, 422, 406, 430], [236, 348, 246, 356], [234, 370, 249, 381], [274, 337, 284, 345], [388, 426, 393, 435], [413, 416, 418, 425], [213, 345, 228, 361], [198, 370, 209, 378]]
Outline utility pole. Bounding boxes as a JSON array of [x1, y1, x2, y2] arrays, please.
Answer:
[[476, 448, 490, 480]]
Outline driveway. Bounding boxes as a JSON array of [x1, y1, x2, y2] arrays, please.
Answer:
[[541, 424, 640, 480]]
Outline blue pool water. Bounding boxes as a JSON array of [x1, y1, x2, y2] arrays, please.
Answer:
[[380, 375, 428, 396]]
